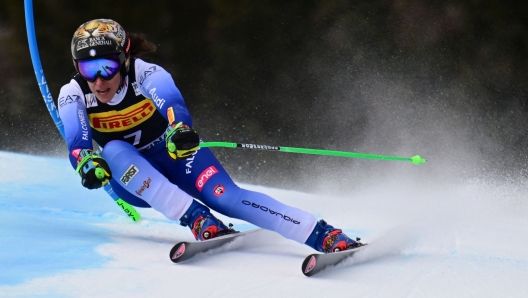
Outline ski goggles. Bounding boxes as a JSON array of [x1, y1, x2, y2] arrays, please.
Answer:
[[76, 55, 121, 82]]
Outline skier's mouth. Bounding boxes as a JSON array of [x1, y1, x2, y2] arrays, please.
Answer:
[[97, 88, 111, 95]]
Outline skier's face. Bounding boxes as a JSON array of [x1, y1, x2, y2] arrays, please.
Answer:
[[87, 73, 121, 104]]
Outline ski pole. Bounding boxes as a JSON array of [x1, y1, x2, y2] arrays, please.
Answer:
[[200, 142, 426, 165], [24, 0, 140, 221]]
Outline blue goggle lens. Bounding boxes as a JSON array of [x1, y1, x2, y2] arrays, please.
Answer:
[[77, 56, 121, 82]]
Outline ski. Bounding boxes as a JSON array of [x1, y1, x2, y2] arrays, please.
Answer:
[[301, 245, 367, 277], [169, 229, 261, 263]]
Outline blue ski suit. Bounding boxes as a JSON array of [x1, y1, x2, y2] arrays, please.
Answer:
[[58, 58, 317, 244]]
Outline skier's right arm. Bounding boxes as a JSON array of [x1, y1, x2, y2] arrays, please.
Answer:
[[58, 80, 111, 189], [58, 79, 94, 168]]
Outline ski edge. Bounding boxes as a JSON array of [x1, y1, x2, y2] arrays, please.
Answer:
[[301, 245, 367, 277]]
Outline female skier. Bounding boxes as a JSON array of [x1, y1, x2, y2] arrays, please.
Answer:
[[59, 19, 360, 253]]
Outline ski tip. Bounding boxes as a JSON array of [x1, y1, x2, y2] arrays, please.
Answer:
[[169, 242, 186, 263], [301, 254, 318, 277]]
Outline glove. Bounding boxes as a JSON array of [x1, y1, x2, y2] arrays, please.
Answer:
[[75, 149, 112, 189], [165, 122, 200, 160]]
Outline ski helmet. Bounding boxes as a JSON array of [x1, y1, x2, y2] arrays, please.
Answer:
[[71, 19, 131, 80]]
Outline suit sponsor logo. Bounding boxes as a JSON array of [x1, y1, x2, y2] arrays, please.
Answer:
[[58, 95, 82, 107], [88, 99, 155, 132], [139, 66, 160, 85], [120, 164, 139, 186], [135, 177, 151, 196], [195, 166, 218, 191], [241, 200, 300, 224], [131, 82, 141, 96], [78, 109, 89, 141], [213, 184, 225, 196], [149, 88, 165, 109], [85, 93, 98, 108], [185, 151, 198, 174], [167, 107, 175, 124]]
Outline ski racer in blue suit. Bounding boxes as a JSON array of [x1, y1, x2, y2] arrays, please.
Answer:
[[59, 19, 361, 253]]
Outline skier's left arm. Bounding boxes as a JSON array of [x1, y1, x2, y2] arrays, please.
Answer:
[[135, 59, 199, 160], [135, 59, 192, 126]]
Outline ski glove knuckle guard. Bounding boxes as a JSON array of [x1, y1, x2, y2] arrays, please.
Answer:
[[165, 122, 200, 160], [75, 149, 112, 190]]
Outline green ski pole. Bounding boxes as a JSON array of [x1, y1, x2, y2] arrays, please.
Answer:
[[200, 142, 426, 165]]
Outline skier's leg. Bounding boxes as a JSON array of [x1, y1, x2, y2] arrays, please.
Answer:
[[146, 145, 359, 251], [157, 147, 318, 244], [103, 140, 233, 240], [101, 140, 193, 221]]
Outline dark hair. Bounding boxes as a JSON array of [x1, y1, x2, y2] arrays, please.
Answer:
[[128, 32, 157, 58]]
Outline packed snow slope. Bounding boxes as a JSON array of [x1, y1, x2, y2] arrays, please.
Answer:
[[1, 150, 528, 298]]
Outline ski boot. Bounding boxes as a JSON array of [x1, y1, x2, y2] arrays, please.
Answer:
[[179, 200, 237, 241], [305, 219, 363, 253]]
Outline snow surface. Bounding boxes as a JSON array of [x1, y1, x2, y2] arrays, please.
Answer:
[[1, 150, 528, 298]]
